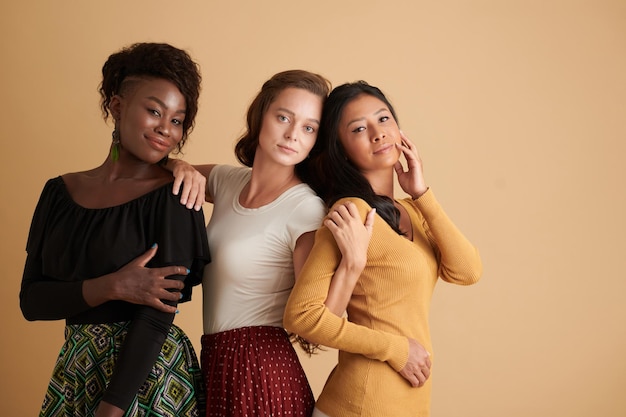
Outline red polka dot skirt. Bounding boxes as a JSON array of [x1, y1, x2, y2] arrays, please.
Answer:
[[201, 326, 315, 417]]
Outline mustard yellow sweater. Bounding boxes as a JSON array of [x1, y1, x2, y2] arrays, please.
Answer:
[[284, 189, 482, 417]]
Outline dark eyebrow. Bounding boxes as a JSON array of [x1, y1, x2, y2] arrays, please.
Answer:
[[277, 107, 320, 125], [346, 108, 388, 127], [147, 96, 186, 114]]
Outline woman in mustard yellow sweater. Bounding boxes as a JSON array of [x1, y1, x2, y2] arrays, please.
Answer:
[[283, 81, 483, 417]]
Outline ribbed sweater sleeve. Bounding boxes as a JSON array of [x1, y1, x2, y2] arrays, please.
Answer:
[[284, 198, 410, 371], [404, 189, 483, 285], [285, 189, 483, 376]]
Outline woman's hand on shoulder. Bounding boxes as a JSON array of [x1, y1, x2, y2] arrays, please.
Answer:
[[398, 338, 432, 387], [322, 202, 376, 315], [166, 158, 207, 211], [325, 201, 376, 273], [394, 131, 428, 199]]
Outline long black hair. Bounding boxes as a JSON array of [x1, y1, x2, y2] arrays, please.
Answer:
[[308, 81, 403, 234]]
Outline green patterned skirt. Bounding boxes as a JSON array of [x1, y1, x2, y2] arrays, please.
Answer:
[[40, 322, 205, 417]]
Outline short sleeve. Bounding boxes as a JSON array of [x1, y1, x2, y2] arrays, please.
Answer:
[[286, 193, 326, 250]]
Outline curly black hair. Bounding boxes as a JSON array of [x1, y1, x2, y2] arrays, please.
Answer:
[[99, 42, 201, 153]]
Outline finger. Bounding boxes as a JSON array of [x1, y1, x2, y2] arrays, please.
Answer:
[[172, 172, 183, 196], [132, 244, 158, 267], [399, 130, 414, 148], [416, 369, 428, 386], [160, 279, 185, 291], [425, 356, 432, 369], [159, 288, 182, 302], [342, 202, 358, 216], [364, 208, 376, 232], [334, 204, 351, 219], [396, 141, 415, 161], [160, 265, 190, 278], [153, 300, 178, 314], [193, 181, 206, 211], [180, 180, 193, 208], [329, 207, 349, 225], [324, 217, 340, 231], [394, 159, 403, 173]]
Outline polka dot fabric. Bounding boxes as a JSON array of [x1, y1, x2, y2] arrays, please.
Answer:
[[201, 326, 315, 417]]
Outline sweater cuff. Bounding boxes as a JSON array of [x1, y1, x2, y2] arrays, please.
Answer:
[[412, 188, 438, 212], [387, 335, 410, 372]]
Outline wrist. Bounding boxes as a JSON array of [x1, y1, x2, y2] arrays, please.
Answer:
[[83, 274, 114, 307], [338, 257, 366, 278], [164, 157, 181, 173], [411, 186, 429, 200]]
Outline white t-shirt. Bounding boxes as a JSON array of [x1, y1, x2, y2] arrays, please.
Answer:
[[202, 165, 326, 334]]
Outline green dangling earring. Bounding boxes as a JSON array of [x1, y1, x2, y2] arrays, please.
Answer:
[[111, 129, 120, 162]]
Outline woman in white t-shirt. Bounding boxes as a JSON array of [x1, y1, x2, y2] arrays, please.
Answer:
[[168, 70, 375, 417]]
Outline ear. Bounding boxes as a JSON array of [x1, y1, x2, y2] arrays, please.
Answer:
[[109, 95, 123, 120]]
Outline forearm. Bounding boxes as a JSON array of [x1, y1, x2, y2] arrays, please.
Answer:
[[82, 273, 118, 307], [20, 254, 91, 320], [324, 258, 363, 316], [101, 269, 185, 410], [285, 229, 408, 371], [286, 293, 408, 370], [102, 303, 176, 410], [412, 189, 482, 284]]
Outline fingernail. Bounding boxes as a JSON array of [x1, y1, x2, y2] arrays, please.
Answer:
[[151, 243, 157, 248], [186, 268, 191, 274], [175, 309, 180, 314]]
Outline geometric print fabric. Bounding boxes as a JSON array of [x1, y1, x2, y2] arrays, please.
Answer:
[[39, 322, 205, 417]]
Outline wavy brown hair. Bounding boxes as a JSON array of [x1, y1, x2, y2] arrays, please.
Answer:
[[234, 69, 331, 183]]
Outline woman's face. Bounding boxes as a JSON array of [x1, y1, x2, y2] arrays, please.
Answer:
[[112, 78, 186, 164], [256, 87, 323, 168], [338, 93, 401, 173]]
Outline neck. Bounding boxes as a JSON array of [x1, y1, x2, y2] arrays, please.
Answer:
[[363, 169, 395, 199], [240, 164, 300, 208], [97, 154, 165, 182]]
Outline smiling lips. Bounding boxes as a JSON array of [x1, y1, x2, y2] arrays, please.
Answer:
[[373, 143, 395, 154], [146, 136, 170, 152]]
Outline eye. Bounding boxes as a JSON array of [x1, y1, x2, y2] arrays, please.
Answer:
[[379, 116, 389, 123], [278, 115, 289, 123], [150, 109, 161, 117], [172, 118, 183, 126], [304, 125, 316, 133], [351, 126, 366, 133]]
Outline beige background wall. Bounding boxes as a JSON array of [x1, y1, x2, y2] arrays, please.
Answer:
[[1, 1, 625, 416]]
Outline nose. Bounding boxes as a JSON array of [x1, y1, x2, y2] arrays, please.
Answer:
[[371, 127, 386, 142], [156, 120, 170, 137], [285, 125, 297, 141]]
